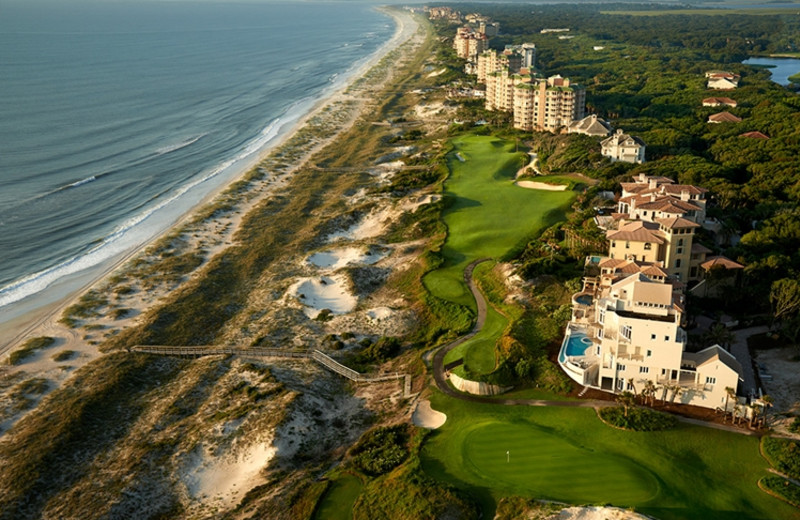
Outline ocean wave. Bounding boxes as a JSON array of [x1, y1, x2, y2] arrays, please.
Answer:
[[0, 118, 282, 309], [155, 134, 206, 156], [62, 175, 97, 189]]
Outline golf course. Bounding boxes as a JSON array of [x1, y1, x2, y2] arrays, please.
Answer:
[[425, 135, 576, 375], [421, 391, 800, 519]]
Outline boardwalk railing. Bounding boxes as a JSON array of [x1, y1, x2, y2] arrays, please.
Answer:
[[130, 345, 310, 359], [131, 345, 412, 396]]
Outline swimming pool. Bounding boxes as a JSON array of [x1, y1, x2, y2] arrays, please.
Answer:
[[559, 331, 593, 362], [575, 293, 593, 306]]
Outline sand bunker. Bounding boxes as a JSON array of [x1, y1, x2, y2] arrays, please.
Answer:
[[411, 399, 446, 429], [515, 180, 568, 191], [289, 275, 357, 318], [556, 506, 651, 520], [427, 67, 447, 78], [307, 247, 385, 270], [403, 193, 440, 213], [183, 441, 275, 508]]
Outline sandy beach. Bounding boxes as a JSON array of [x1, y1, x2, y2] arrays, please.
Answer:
[[0, 7, 416, 356]]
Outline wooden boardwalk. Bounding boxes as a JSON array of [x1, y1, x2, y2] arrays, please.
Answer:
[[131, 345, 412, 396]]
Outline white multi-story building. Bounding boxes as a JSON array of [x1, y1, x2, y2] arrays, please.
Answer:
[[511, 75, 585, 132], [559, 174, 745, 411]]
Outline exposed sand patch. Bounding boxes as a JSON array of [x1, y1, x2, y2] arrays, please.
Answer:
[[515, 180, 568, 191], [402, 193, 440, 213], [366, 306, 395, 321], [753, 347, 800, 412], [288, 275, 357, 319], [426, 67, 447, 78], [183, 440, 276, 509], [327, 207, 392, 242], [553, 506, 652, 520], [411, 399, 446, 429], [307, 247, 385, 271]]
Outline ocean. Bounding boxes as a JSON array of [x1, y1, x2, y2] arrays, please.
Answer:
[[0, 0, 394, 314]]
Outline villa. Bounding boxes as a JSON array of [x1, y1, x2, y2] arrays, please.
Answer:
[[601, 129, 645, 164], [567, 114, 612, 136], [559, 174, 745, 410], [708, 111, 742, 124]]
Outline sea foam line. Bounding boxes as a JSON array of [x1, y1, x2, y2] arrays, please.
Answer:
[[0, 118, 283, 309]]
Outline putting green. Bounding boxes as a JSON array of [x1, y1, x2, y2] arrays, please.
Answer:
[[462, 422, 659, 504]]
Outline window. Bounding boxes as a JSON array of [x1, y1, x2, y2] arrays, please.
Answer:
[[665, 336, 670, 342], [597, 328, 604, 339], [678, 238, 684, 246], [661, 369, 668, 376], [625, 241, 630, 249], [643, 211, 648, 216], [621, 325, 632, 340], [647, 350, 652, 357], [705, 376, 716, 385], [677, 247, 683, 254], [612, 241, 617, 248], [675, 259, 682, 268], [651, 334, 656, 340], [598, 309, 605, 324], [644, 243, 652, 250], [617, 379, 624, 390], [640, 366, 649, 374], [627, 381, 635, 391], [617, 364, 626, 372]]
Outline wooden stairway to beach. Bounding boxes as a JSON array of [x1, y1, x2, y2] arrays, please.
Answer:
[[131, 345, 412, 396]]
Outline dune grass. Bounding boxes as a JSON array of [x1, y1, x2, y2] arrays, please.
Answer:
[[420, 391, 800, 520]]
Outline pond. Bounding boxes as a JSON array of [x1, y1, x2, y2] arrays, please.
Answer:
[[742, 57, 800, 86]]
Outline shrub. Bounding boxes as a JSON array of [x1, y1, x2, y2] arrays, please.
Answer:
[[599, 406, 677, 431], [762, 436, 800, 479], [351, 425, 410, 476], [52, 350, 76, 362], [7, 337, 55, 365], [760, 476, 800, 507], [788, 417, 800, 434]]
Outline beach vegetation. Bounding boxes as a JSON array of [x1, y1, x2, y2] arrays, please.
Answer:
[[61, 290, 108, 321], [52, 350, 76, 362], [7, 337, 55, 365], [350, 424, 410, 476], [599, 406, 678, 431]]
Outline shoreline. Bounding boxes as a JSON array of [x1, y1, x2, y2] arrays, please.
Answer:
[[0, 6, 414, 357]]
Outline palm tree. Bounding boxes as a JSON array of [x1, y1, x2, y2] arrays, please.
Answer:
[[748, 403, 761, 428], [761, 395, 775, 427], [705, 323, 735, 350], [616, 391, 636, 417], [644, 380, 658, 407], [733, 403, 743, 425], [627, 378, 638, 402], [669, 384, 684, 404], [724, 386, 736, 421]]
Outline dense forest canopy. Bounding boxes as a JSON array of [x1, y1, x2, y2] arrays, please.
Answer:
[[435, 3, 800, 324]]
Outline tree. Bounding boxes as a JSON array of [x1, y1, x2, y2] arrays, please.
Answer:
[[627, 378, 638, 402], [761, 394, 775, 427], [643, 380, 658, 407], [616, 391, 636, 417], [704, 323, 735, 350], [724, 386, 737, 420], [771, 278, 800, 325]]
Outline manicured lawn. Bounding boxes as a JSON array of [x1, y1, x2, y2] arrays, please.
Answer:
[[423, 135, 575, 309], [444, 298, 506, 375], [421, 391, 800, 520], [425, 136, 575, 373], [313, 474, 363, 520]]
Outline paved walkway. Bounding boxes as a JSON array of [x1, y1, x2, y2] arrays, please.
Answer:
[[730, 325, 769, 398], [430, 261, 764, 434]]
